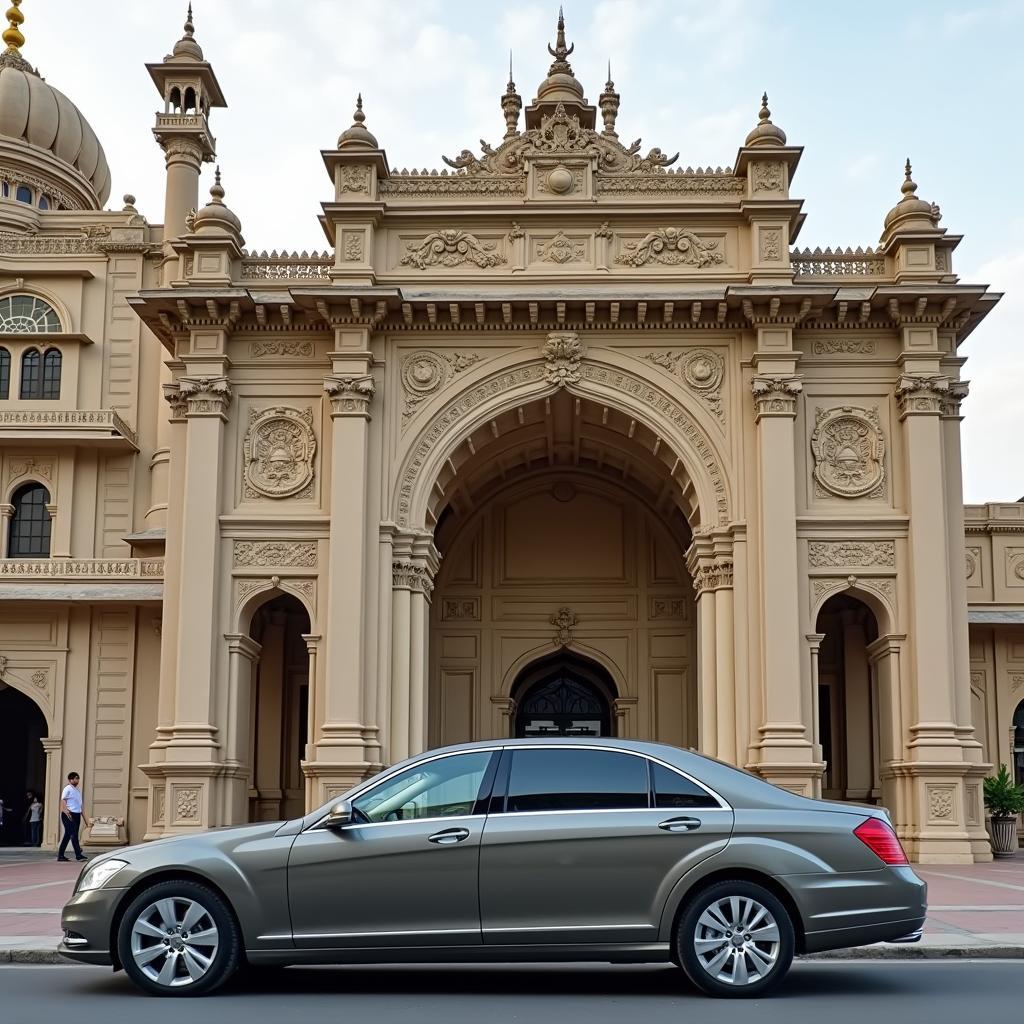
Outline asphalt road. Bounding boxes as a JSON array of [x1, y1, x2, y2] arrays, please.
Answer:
[[1, 960, 1021, 1023]]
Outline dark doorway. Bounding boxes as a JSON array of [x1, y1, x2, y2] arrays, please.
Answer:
[[512, 654, 616, 738], [0, 685, 46, 846]]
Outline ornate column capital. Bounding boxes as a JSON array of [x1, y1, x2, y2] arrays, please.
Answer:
[[692, 557, 735, 595], [542, 331, 584, 387], [161, 136, 207, 171], [391, 558, 436, 596], [751, 374, 802, 420], [162, 382, 189, 421], [324, 374, 375, 417], [941, 379, 970, 419], [178, 376, 232, 419], [895, 372, 951, 419]]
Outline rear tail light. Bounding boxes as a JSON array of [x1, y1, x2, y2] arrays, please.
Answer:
[[854, 816, 909, 865]]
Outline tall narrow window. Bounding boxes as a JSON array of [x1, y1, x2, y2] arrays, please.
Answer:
[[8, 483, 51, 558], [19, 348, 40, 399], [0, 347, 9, 399], [42, 349, 61, 399], [15, 185, 31, 204]]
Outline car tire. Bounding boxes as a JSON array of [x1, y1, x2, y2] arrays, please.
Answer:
[[117, 879, 241, 996], [675, 880, 795, 998]]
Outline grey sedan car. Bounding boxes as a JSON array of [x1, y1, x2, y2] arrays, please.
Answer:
[[60, 739, 925, 998]]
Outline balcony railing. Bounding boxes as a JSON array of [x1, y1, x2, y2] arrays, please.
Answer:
[[791, 246, 887, 278], [0, 558, 163, 579], [0, 409, 138, 448]]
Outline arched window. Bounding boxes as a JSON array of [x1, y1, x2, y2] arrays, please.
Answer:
[[42, 349, 61, 399], [19, 348, 40, 399], [184, 86, 197, 113], [0, 295, 61, 334], [169, 86, 182, 111], [0, 346, 9, 399], [15, 185, 32, 204], [38, 195, 49, 210], [8, 483, 51, 558], [1014, 700, 1024, 788]]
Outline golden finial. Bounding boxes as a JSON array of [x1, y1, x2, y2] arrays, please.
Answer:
[[3, 0, 25, 53]]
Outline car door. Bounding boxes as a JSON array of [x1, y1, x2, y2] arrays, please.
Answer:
[[479, 746, 733, 946], [287, 748, 497, 949]]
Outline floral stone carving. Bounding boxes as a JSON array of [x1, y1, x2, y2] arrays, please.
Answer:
[[243, 407, 317, 500], [615, 228, 724, 269], [401, 351, 483, 424], [542, 332, 584, 387], [401, 230, 506, 270], [536, 231, 586, 264], [810, 406, 886, 499], [643, 349, 725, 424]]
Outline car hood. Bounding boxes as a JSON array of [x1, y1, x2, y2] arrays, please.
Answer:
[[108, 820, 287, 861]]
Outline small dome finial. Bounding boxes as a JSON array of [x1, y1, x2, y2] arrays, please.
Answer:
[[184, 3, 195, 38], [354, 94, 365, 125], [338, 93, 378, 148], [745, 90, 786, 147], [902, 158, 917, 197], [3, 0, 25, 53], [210, 166, 224, 203], [759, 92, 771, 122]]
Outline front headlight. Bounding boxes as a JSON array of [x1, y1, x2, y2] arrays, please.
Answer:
[[77, 858, 128, 892]]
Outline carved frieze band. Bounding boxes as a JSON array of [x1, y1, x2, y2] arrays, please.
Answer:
[[615, 228, 724, 269], [643, 349, 725, 426], [401, 351, 483, 425], [400, 230, 507, 270], [233, 541, 318, 568], [807, 541, 895, 568], [242, 407, 316, 500], [810, 406, 886, 499]]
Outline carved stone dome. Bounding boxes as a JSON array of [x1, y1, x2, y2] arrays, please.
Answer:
[[883, 161, 939, 233], [0, 4, 110, 211], [192, 169, 243, 239]]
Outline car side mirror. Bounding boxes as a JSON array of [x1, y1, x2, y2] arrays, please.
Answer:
[[325, 800, 353, 829]]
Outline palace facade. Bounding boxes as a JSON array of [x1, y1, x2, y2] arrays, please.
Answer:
[[0, 5, 1021, 862]]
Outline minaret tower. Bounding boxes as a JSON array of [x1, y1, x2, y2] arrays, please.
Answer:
[[146, 5, 227, 246]]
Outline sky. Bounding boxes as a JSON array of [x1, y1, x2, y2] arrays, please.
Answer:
[[23, 0, 1024, 502]]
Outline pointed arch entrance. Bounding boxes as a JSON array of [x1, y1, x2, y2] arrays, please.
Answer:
[[512, 652, 617, 738]]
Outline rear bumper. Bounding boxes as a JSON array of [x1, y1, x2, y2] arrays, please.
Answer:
[[802, 915, 927, 954]]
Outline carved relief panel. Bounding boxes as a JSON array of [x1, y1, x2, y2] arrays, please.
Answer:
[[806, 402, 890, 504], [242, 406, 317, 500]]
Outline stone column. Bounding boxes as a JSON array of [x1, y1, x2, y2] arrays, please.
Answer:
[[46, 502, 69, 558], [895, 372, 978, 861], [390, 532, 439, 762], [0, 503, 13, 557], [315, 372, 375, 799], [301, 633, 321, 810], [223, 633, 260, 823], [40, 737, 62, 850], [751, 370, 820, 794], [806, 633, 826, 786], [867, 633, 907, 826], [842, 611, 873, 801], [254, 611, 285, 820], [162, 140, 204, 254]]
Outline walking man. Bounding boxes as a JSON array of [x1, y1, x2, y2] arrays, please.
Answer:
[[57, 771, 90, 862]]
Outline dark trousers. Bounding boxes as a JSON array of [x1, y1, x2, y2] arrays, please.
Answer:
[[30, 821, 41, 846], [58, 812, 82, 858]]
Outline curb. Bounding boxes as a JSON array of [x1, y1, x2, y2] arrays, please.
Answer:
[[2, 944, 1023, 966]]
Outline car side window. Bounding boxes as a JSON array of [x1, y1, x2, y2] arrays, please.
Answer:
[[650, 762, 719, 809], [352, 751, 493, 823], [505, 748, 649, 813]]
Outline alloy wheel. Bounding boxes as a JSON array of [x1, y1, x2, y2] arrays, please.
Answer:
[[692, 895, 781, 986], [129, 896, 220, 988]]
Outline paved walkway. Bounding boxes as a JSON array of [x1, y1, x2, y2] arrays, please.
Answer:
[[0, 847, 1022, 961]]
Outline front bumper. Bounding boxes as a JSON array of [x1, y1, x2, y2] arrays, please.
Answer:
[[58, 886, 126, 967]]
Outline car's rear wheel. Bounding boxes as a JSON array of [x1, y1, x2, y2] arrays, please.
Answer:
[[117, 880, 241, 996], [676, 880, 794, 998]]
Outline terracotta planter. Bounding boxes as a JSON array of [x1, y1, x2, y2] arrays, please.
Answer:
[[989, 815, 1021, 858]]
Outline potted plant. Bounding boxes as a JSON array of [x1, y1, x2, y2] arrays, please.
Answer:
[[983, 764, 1024, 858]]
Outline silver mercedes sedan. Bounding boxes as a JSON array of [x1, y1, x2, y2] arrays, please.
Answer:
[[60, 738, 925, 998]]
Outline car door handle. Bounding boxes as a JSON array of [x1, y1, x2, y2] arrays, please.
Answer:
[[658, 816, 701, 833], [427, 827, 471, 845]]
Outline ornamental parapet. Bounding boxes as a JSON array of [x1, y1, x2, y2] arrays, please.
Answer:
[[0, 409, 138, 449], [791, 246, 887, 278], [241, 250, 333, 281], [0, 558, 163, 580]]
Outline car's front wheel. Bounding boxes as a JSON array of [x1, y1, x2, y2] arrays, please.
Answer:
[[676, 880, 794, 998], [117, 880, 241, 996]]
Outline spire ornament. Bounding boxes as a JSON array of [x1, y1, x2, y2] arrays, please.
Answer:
[[3, 0, 23, 51], [501, 51, 522, 139], [172, 0, 204, 60], [547, 7, 575, 71], [338, 93, 379, 149], [883, 157, 941, 232], [744, 91, 787, 147], [599, 61, 620, 137]]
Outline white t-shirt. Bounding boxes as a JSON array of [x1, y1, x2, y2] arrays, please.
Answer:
[[29, 800, 42, 822], [61, 784, 82, 814]]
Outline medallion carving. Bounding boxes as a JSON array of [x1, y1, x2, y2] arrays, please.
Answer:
[[233, 541, 318, 569], [400, 230, 506, 270], [807, 541, 895, 568], [536, 231, 586, 264], [401, 351, 483, 424], [542, 332, 584, 387], [615, 228, 724, 269], [810, 406, 886, 499], [643, 349, 725, 425], [242, 407, 317, 500], [537, 163, 585, 196], [965, 548, 978, 581]]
